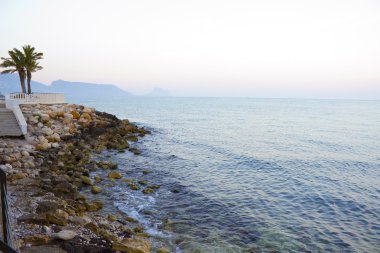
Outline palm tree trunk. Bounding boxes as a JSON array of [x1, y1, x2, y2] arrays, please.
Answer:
[[27, 72, 32, 94], [18, 72, 26, 93]]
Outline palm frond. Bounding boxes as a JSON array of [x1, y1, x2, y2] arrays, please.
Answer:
[[0, 69, 16, 74]]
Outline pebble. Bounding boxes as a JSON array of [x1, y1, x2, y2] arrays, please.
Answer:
[[53, 230, 77, 240]]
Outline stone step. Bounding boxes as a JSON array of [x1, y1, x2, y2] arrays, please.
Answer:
[[0, 132, 22, 136], [0, 107, 23, 136]]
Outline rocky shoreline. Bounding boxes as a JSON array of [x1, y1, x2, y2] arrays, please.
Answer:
[[0, 103, 170, 253]]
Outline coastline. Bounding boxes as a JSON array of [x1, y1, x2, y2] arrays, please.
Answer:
[[0, 103, 169, 253]]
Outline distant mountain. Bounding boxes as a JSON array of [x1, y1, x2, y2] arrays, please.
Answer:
[[0, 74, 134, 99], [50, 79, 133, 99], [145, 87, 171, 97], [0, 74, 50, 94]]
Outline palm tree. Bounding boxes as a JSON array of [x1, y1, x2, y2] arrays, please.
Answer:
[[23, 45, 43, 94], [0, 48, 27, 93]]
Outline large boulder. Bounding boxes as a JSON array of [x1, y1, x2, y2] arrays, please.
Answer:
[[46, 209, 69, 226], [112, 238, 152, 253]]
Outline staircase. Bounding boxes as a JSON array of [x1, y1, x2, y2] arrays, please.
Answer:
[[0, 102, 23, 137]]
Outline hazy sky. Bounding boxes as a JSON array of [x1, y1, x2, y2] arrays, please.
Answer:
[[1, 0, 379, 98]]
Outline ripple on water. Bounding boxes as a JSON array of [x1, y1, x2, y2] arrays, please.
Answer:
[[76, 97, 380, 253]]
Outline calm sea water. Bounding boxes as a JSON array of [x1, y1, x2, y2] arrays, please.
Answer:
[[72, 97, 380, 253]]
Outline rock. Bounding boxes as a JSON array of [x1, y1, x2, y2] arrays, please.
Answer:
[[74, 193, 87, 201], [142, 188, 154, 194], [2, 155, 11, 162], [81, 112, 92, 121], [19, 245, 67, 253], [38, 135, 48, 144], [47, 133, 61, 142], [85, 200, 103, 211], [99, 229, 118, 242], [112, 238, 152, 253], [53, 230, 77, 240], [29, 116, 39, 124], [133, 226, 144, 233], [41, 226, 51, 234], [127, 136, 139, 142], [117, 142, 129, 150], [23, 235, 50, 246], [21, 150, 30, 157], [107, 214, 117, 222], [36, 142, 51, 151], [18, 214, 49, 225], [84, 222, 101, 234], [54, 180, 77, 194], [70, 110, 80, 119], [94, 175, 102, 183], [171, 189, 180, 193], [83, 107, 94, 113], [69, 215, 92, 225], [40, 114, 50, 122], [80, 175, 93, 186], [8, 172, 27, 181], [36, 201, 59, 213], [63, 113, 73, 120], [48, 111, 58, 119], [42, 127, 54, 136], [125, 216, 138, 223], [157, 248, 170, 253], [25, 160, 36, 168], [91, 186, 102, 194], [51, 142, 60, 148], [13, 152, 22, 160], [137, 180, 147, 185], [129, 148, 141, 155], [46, 209, 69, 226], [108, 162, 118, 170], [128, 183, 141, 191], [136, 232, 150, 238], [142, 170, 151, 175], [108, 171, 122, 179]]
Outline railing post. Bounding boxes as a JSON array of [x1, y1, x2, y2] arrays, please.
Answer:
[[0, 169, 18, 253]]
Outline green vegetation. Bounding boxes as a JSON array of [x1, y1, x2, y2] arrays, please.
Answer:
[[0, 45, 43, 94], [23, 45, 43, 94]]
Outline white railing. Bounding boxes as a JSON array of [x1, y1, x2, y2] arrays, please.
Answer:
[[9, 92, 65, 104], [5, 98, 27, 135]]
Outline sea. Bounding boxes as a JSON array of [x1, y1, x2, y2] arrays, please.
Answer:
[[71, 97, 380, 253]]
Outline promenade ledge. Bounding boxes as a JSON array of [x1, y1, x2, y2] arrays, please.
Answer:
[[7, 92, 65, 104]]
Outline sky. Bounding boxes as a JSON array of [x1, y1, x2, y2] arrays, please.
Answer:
[[0, 0, 379, 98]]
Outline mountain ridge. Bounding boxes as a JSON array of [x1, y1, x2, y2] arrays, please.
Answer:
[[0, 74, 134, 99]]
